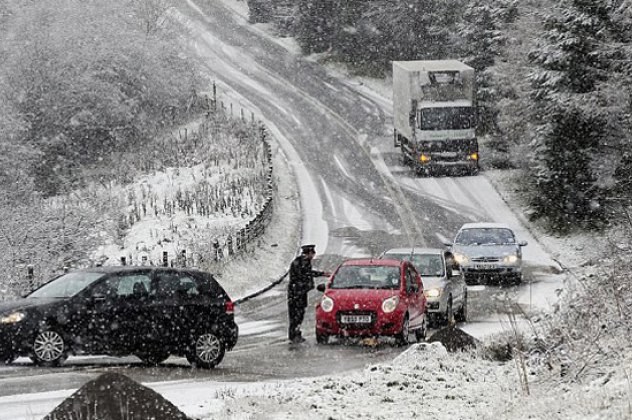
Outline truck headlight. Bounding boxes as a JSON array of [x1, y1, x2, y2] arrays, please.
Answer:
[[382, 296, 400, 313], [454, 253, 469, 265], [320, 296, 334, 313], [1, 312, 25, 324], [424, 288, 441, 298], [503, 255, 520, 264]]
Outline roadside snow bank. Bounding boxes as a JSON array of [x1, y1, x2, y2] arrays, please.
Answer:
[[212, 343, 520, 420]]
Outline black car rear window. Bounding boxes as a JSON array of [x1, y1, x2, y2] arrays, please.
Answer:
[[150, 271, 229, 300], [200, 273, 230, 300]]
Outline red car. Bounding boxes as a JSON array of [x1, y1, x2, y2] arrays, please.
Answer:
[[315, 258, 427, 345]]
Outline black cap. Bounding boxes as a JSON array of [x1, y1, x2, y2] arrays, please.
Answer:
[[301, 244, 316, 254]]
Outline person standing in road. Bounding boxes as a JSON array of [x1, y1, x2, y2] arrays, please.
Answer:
[[288, 244, 330, 343]]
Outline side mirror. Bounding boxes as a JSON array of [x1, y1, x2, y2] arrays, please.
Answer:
[[519, 240, 528, 247], [451, 268, 461, 277], [316, 283, 326, 293]]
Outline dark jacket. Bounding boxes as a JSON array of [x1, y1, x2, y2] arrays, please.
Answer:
[[288, 254, 325, 299]]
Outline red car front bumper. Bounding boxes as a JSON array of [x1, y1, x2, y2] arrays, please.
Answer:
[[315, 307, 406, 337]]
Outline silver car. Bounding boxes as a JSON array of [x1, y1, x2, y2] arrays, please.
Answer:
[[381, 248, 467, 327], [447, 222, 528, 285]]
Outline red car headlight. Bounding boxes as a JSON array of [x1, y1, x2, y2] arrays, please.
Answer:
[[321, 296, 334, 313], [381, 296, 399, 313]]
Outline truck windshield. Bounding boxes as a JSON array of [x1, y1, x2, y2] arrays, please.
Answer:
[[419, 107, 476, 130]]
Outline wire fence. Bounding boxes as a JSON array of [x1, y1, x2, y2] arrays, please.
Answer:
[[202, 82, 276, 263]]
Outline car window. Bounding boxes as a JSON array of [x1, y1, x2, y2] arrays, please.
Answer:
[[115, 274, 151, 298], [88, 274, 152, 299], [330, 266, 400, 289], [152, 272, 200, 299], [28, 272, 105, 298], [455, 228, 516, 245], [412, 255, 444, 277], [383, 253, 445, 277], [405, 267, 419, 293]]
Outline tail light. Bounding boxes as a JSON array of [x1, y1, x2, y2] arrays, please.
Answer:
[[225, 300, 235, 314]]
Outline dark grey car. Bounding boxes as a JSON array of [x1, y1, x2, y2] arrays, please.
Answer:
[[0, 266, 238, 368]]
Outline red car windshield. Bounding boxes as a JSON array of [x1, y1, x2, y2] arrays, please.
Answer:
[[330, 266, 400, 290]]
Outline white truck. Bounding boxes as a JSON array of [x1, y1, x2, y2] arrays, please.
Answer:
[[393, 60, 479, 176]]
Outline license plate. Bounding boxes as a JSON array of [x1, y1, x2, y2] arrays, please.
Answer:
[[475, 264, 497, 269], [341, 315, 371, 324]]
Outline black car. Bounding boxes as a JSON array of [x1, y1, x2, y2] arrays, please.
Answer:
[[0, 266, 238, 368]]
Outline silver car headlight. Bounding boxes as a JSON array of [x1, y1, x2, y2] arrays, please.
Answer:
[[454, 253, 469, 265], [503, 254, 520, 264], [424, 288, 441, 298], [1, 311, 26, 324], [382, 296, 400, 313], [320, 296, 334, 313]]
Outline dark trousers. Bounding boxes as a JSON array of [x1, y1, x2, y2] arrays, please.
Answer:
[[288, 294, 307, 340]]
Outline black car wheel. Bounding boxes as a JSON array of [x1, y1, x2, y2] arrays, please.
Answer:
[[187, 332, 225, 369], [455, 293, 468, 323], [395, 316, 410, 346], [136, 350, 170, 365], [32, 329, 67, 367], [414, 315, 427, 342], [445, 299, 455, 327]]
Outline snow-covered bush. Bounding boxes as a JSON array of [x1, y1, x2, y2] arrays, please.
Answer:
[[519, 231, 632, 384]]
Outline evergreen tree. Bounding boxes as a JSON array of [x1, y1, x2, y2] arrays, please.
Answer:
[[247, 0, 272, 24], [295, 0, 336, 54], [458, 0, 509, 137], [527, 0, 612, 230], [365, 0, 461, 64], [608, 0, 632, 207], [530, 106, 605, 230]]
